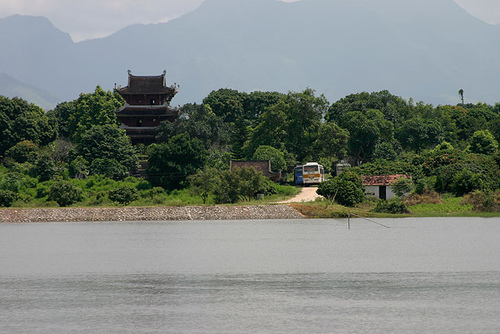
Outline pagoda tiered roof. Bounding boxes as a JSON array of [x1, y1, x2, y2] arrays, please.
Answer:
[[116, 70, 178, 99]]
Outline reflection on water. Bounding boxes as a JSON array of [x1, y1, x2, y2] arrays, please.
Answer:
[[1, 218, 499, 333]]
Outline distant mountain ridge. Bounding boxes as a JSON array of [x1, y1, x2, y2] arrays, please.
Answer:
[[0, 73, 60, 110], [1, 0, 499, 109]]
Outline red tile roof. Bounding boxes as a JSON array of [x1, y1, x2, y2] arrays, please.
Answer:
[[362, 174, 409, 186]]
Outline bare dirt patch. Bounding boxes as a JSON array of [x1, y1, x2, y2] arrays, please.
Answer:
[[277, 187, 323, 203]]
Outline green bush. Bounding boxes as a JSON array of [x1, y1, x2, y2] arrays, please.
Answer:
[[5, 140, 39, 163], [212, 171, 237, 204], [34, 154, 56, 181], [0, 189, 17, 207], [373, 198, 410, 214], [90, 158, 128, 180], [136, 180, 153, 191], [317, 171, 364, 207], [391, 177, 413, 197], [48, 181, 82, 207], [451, 169, 486, 196], [461, 190, 500, 212], [260, 178, 278, 196], [108, 185, 139, 206]]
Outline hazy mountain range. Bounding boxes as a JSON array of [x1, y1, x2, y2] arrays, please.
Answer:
[[1, 0, 499, 110]]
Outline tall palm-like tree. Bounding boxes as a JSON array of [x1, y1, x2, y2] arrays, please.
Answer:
[[458, 89, 464, 105]]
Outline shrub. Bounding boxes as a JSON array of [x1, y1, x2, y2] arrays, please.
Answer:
[[451, 169, 486, 196], [108, 186, 139, 206], [405, 190, 442, 206], [213, 170, 240, 204], [34, 154, 56, 181], [373, 198, 410, 214], [461, 190, 500, 212], [48, 181, 82, 207], [90, 158, 128, 180], [5, 140, 39, 163], [317, 171, 364, 207], [136, 180, 153, 191], [0, 189, 17, 207], [391, 177, 413, 198], [260, 178, 278, 196]]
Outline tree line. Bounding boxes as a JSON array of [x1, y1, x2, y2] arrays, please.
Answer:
[[1, 86, 500, 208]]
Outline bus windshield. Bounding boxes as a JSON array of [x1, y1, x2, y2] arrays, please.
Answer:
[[304, 165, 318, 173]]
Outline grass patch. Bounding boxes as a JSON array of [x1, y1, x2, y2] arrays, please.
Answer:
[[409, 196, 473, 216]]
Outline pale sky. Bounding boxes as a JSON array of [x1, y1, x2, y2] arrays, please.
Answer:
[[0, 0, 498, 42]]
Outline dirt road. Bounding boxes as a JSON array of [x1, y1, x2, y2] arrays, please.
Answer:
[[278, 186, 323, 203]]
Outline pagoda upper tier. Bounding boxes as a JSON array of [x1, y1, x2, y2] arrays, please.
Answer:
[[116, 70, 178, 105]]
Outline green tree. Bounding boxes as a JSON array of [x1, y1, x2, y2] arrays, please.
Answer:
[[0, 189, 17, 207], [468, 130, 498, 155], [327, 90, 411, 127], [234, 167, 266, 201], [156, 103, 232, 150], [312, 122, 350, 161], [211, 167, 267, 203], [243, 103, 288, 157], [34, 154, 56, 182], [203, 88, 246, 124], [188, 166, 219, 204], [202, 89, 285, 159], [68, 156, 89, 178], [451, 169, 486, 196], [244, 89, 328, 162], [317, 171, 364, 207], [48, 180, 82, 207], [89, 158, 128, 180], [108, 185, 139, 206], [396, 118, 444, 152], [243, 91, 285, 126], [373, 141, 399, 161], [251, 145, 286, 172], [282, 89, 329, 161], [0, 96, 57, 155], [213, 169, 241, 204], [391, 177, 414, 197], [47, 101, 75, 138], [147, 133, 208, 190], [438, 104, 495, 145], [73, 124, 138, 174], [338, 110, 385, 164], [53, 86, 124, 143], [5, 140, 39, 163]]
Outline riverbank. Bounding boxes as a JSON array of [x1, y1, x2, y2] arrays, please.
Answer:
[[0, 205, 304, 223]]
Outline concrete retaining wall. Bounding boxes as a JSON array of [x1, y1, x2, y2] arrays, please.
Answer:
[[0, 205, 304, 223]]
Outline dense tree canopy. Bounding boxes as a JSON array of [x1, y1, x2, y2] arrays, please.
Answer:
[[147, 133, 208, 190], [3, 85, 500, 208], [0, 96, 57, 156], [49, 86, 123, 142], [72, 124, 138, 177], [156, 103, 232, 150]]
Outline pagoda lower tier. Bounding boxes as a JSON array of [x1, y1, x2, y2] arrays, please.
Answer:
[[116, 104, 179, 144]]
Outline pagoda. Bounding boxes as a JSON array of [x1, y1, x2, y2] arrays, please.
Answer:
[[115, 70, 179, 145]]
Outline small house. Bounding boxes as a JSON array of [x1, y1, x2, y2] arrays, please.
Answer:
[[230, 160, 281, 182], [362, 174, 410, 200]]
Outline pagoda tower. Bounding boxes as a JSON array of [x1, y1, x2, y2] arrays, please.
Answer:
[[115, 70, 179, 145]]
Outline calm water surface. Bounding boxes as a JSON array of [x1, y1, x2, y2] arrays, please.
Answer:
[[0, 217, 499, 333]]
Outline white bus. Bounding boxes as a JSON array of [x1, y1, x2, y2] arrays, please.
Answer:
[[294, 162, 325, 185]]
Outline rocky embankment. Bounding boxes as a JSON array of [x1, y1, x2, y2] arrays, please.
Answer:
[[0, 205, 304, 223]]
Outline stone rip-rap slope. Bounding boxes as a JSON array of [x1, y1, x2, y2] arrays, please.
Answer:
[[0, 205, 304, 223]]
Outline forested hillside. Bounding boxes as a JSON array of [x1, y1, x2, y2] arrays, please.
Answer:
[[1, 88, 500, 212]]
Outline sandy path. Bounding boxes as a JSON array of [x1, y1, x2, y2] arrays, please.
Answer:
[[278, 186, 323, 203]]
